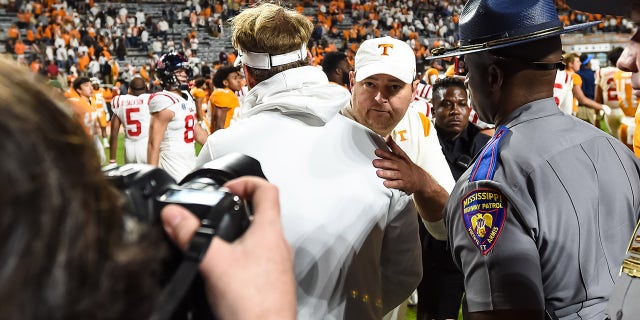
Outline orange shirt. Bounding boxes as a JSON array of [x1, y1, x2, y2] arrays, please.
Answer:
[[77, 55, 90, 72], [7, 26, 19, 39], [66, 89, 96, 136], [139, 67, 150, 81], [14, 41, 25, 55], [570, 71, 583, 114], [210, 88, 239, 129], [30, 61, 41, 73], [26, 29, 35, 42]]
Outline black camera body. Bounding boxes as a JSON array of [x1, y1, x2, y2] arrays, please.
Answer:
[[103, 153, 266, 320]]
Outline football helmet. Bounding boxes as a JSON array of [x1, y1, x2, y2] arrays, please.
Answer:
[[155, 52, 192, 90]]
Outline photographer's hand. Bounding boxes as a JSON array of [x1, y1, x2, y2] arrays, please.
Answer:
[[161, 177, 296, 320]]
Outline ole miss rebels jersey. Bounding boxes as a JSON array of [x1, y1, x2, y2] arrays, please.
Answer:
[[111, 93, 151, 141]]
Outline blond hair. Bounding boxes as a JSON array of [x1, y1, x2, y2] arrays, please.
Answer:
[[562, 52, 580, 67], [231, 3, 313, 82]]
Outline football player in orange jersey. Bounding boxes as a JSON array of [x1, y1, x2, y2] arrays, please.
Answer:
[[67, 77, 105, 164], [90, 77, 109, 147], [210, 65, 243, 132]]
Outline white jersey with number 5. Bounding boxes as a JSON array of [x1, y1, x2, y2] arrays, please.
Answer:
[[149, 90, 197, 181], [111, 93, 151, 163]]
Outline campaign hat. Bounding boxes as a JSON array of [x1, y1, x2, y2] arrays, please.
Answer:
[[565, 0, 629, 17], [429, 0, 600, 59]]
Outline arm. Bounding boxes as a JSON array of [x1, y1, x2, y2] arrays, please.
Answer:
[[212, 106, 230, 132], [373, 136, 449, 222], [160, 177, 296, 320], [147, 109, 172, 166], [109, 114, 121, 162], [594, 79, 604, 104], [446, 182, 544, 318], [194, 122, 209, 145], [194, 96, 204, 121], [572, 84, 605, 111]]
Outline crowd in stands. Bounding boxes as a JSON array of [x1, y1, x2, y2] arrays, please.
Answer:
[[0, 0, 634, 96], [2, 0, 248, 93]]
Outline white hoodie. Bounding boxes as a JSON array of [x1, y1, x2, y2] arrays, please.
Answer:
[[197, 66, 421, 319]]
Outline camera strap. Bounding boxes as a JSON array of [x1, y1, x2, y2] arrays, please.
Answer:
[[149, 223, 217, 320]]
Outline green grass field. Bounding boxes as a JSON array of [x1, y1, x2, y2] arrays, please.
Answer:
[[103, 133, 202, 166]]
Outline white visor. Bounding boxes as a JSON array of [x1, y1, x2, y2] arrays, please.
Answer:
[[234, 45, 307, 69]]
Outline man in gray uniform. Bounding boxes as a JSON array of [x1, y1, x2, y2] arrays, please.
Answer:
[[567, 2, 640, 320], [429, 0, 640, 319]]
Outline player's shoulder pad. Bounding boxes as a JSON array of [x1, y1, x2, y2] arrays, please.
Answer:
[[149, 91, 180, 113]]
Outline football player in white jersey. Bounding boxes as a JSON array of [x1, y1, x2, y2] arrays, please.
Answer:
[[554, 68, 574, 115], [109, 76, 151, 164], [595, 47, 627, 138], [147, 52, 206, 181]]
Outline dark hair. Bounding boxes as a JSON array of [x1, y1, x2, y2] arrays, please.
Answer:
[[321, 52, 347, 74], [432, 77, 467, 102], [212, 66, 241, 88], [194, 77, 206, 88], [0, 57, 165, 319], [72, 76, 91, 90], [608, 47, 624, 66]]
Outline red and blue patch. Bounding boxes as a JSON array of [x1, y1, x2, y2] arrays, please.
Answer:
[[461, 188, 507, 255]]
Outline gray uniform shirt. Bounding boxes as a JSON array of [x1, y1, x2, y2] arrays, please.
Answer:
[[445, 98, 640, 320], [608, 220, 640, 320]]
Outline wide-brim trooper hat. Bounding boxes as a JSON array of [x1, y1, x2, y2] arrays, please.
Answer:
[[566, 0, 630, 17], [428, 0, 600, 59]]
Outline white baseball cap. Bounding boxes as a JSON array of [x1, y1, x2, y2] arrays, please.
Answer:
[[355, 36, 416, 84]]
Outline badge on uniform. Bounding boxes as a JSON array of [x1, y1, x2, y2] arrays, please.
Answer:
[[461, 188, 507, 255]]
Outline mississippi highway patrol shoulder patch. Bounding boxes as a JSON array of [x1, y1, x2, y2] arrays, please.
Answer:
[[461, 188, 507, 255]]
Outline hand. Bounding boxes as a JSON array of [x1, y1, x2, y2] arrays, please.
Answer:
[[373, 136, 429, 195], [161, 177, 296, 320], [373, 136, 448, 222], [600, 104, 612, 116]]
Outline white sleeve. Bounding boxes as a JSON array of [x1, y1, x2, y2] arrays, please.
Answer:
[[148, 92, 177, 113], [195, 136, 215, 167], [393, 107, 456, 193], [416, 124, 456, 193]]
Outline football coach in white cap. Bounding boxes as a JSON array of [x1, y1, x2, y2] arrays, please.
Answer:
[[342, 35, 456, 320], [428, 0, 640, 319], [343, 36, 455, 239]]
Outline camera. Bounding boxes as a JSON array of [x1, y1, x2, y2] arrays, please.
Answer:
[[103, 153, 266, 320]]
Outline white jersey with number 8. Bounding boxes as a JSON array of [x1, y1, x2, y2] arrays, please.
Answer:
[[149, 90, 197, 181]]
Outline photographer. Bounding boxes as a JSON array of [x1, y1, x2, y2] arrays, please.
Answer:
[[0, 56, 295, 320]]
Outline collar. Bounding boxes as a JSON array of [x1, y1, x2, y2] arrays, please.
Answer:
[[500, 97, 562, 129]]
